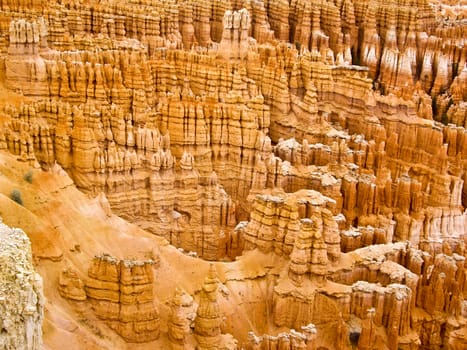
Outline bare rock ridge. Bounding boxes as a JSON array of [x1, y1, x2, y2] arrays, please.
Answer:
[[0, 220, 44, 350], [0, 0, 466, 349]]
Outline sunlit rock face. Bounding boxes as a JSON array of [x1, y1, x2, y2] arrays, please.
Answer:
[[0, 0, 466, 349], [0, 221, 44, 350]]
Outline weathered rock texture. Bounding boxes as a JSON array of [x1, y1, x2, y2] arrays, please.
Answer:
[[84, 254, 160, 342], [167, 287, 196, 349], [0, 220, 44, 350], [245, 324, 317, 350], [0, 0, 466, 349], [194, 264, 237, 349]]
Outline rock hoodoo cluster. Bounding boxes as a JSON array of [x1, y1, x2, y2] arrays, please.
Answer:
[[0, 0, 466, 349]]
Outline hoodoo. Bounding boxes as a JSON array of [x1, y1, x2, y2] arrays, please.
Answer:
[[0, 0, 466, 349]]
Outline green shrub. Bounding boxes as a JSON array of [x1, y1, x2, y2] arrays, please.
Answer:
[[441, 113, 449, 125], [23, 170, 33, 183], [349, 331, 360, 346], [380, 85, 386, 95], [10, 189, 23, 205], [446, 97, 454, 110], [432, 97, 438, 118]]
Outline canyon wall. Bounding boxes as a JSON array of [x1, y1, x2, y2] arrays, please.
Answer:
[[0, 0, 466, 349]]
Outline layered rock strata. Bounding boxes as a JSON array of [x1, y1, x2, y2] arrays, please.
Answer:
[[239, 189, 467, 349], [0, 0, 466, 349], [194, 265, 237, 349], [167, 287, 196, 349], [5, 18, 48, 95], [84, 254, 160, 343], [1, 11, 466, 259]]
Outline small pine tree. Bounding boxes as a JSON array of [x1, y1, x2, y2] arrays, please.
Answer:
[[432, 97, 438, 118], [446, 97, 454, 110], [23, 170, 33, 183], [10, 189, 23, 205], [349, 331, 360, 346], [441, 113, 449, 125], [380, 85, 386, 95]]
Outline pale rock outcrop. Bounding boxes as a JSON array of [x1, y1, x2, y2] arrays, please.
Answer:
[[245, 325, 317, 350], [218, 8, 251, 60], [0, 220, 44, 350]]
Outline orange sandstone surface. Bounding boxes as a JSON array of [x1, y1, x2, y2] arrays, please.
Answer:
[[0, 0, 466, 349]]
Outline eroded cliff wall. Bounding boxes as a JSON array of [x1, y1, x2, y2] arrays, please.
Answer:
[[0, 0, 466, 349]]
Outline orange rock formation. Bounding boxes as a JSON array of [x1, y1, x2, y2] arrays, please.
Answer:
[[0, 0, 466, 349]]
